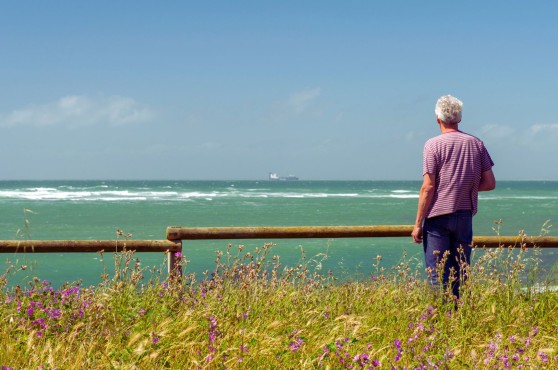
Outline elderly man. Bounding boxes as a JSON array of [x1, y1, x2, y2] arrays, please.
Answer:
[[412, 95, 496, 300]]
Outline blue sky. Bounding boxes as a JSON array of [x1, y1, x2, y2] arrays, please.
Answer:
[[1, 1, 557, 180]]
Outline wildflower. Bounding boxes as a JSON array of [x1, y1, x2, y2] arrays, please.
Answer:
[[394, 339, 403, 361], [151, 331, 160, 345], [499, 355, 509, 368], [208, 316, 218, 343], [174, 252, 182, 258], [538, 352, 549, 363], [289, 337, 304, 353], [47, 308, 61, 319]]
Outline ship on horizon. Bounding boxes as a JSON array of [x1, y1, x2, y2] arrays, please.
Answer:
[[269, 172, 299, 181]]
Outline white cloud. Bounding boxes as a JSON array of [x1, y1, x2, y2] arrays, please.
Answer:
[[287, 88, 321, 114], [477, 124, 517, 140], [0, 95, 154, 128], [530, 123, 558, 135]]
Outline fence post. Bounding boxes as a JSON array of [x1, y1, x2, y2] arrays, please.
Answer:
[[167, 240, 183, 277]]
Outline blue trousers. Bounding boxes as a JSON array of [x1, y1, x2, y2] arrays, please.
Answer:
[[423, 210, 473, 299]]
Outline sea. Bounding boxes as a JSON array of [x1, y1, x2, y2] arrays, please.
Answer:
[[1, 180, 557, 288]]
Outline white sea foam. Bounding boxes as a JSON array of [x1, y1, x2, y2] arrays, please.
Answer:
[[390, 194, 419, 199], [0, 187, 417, 201]]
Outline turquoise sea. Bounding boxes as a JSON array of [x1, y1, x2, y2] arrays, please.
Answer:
[[1, 180, 557, 287]]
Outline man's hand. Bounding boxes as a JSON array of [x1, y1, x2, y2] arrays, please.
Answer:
[[412, 225, 423, 244]]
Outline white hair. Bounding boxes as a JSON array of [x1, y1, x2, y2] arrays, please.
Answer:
[[435, 95, 463, 125]]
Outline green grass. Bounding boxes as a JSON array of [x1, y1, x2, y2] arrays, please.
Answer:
[[1, 242, 557, 369]]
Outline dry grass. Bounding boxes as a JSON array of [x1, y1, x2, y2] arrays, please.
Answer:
[[1, 241, 557, 369]]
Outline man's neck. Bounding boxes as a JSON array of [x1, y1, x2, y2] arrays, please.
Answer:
[[440, 124, 460, 134]]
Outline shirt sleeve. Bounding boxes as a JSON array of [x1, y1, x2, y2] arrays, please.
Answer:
[[422, 142, 438, 176], [480, 143, 495, 172]]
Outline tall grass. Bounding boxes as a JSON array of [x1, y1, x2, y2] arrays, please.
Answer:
[[1, 239, 557, 369]]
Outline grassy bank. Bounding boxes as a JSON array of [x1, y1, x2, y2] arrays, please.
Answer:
[[1, 242, 557, 369]]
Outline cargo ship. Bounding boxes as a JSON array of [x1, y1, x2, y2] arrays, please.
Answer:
[[269, 172, 299, 181]]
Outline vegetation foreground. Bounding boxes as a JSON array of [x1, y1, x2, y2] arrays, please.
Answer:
[[1, 242, 557, 369]]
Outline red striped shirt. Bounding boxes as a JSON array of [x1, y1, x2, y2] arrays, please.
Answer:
[[423, 131, 494, 218]]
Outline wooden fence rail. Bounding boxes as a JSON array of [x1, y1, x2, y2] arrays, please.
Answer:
[[167, 225, 558, 249], [0, 240, 182, 275], [2, 225, 558, 275], [0, 240, 181, 253]]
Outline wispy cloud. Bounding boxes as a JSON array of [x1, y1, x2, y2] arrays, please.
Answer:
[[478, 124, 517, 140], [287, 88, 321, 114], [0, 95, 154, 128], [530, 123, 558, 135]]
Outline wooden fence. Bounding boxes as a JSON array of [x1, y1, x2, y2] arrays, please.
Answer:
[[2, 225, 558, 275]]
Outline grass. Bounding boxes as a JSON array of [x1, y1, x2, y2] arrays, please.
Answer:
[[1, 239, 557, 369]]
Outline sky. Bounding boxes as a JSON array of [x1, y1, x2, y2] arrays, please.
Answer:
[[1, 1, 558, 181]]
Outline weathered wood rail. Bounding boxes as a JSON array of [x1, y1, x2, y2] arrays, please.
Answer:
[[167, 225, 558, 249], [0, 240, 181, 253], [2, 225, 558, 275]]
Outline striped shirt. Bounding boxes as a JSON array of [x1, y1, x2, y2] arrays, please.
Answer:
[[423, 131, 494, 218]]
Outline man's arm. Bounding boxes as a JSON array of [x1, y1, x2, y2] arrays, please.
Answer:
[[479, 169, 496, 192], [412, 173, 436, 244]]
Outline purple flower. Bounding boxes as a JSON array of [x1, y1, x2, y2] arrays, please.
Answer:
[[208, 316, 219, 345], [151, 331, 160, 345], [538, 352, 549, 363], [47, 308, 61, 319], [289, 337, 304, 352], [174, 252, 182, 258], [499, 355, 509, 368]]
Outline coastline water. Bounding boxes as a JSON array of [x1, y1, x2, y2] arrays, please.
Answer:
[[1, 180, 557, 287]]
